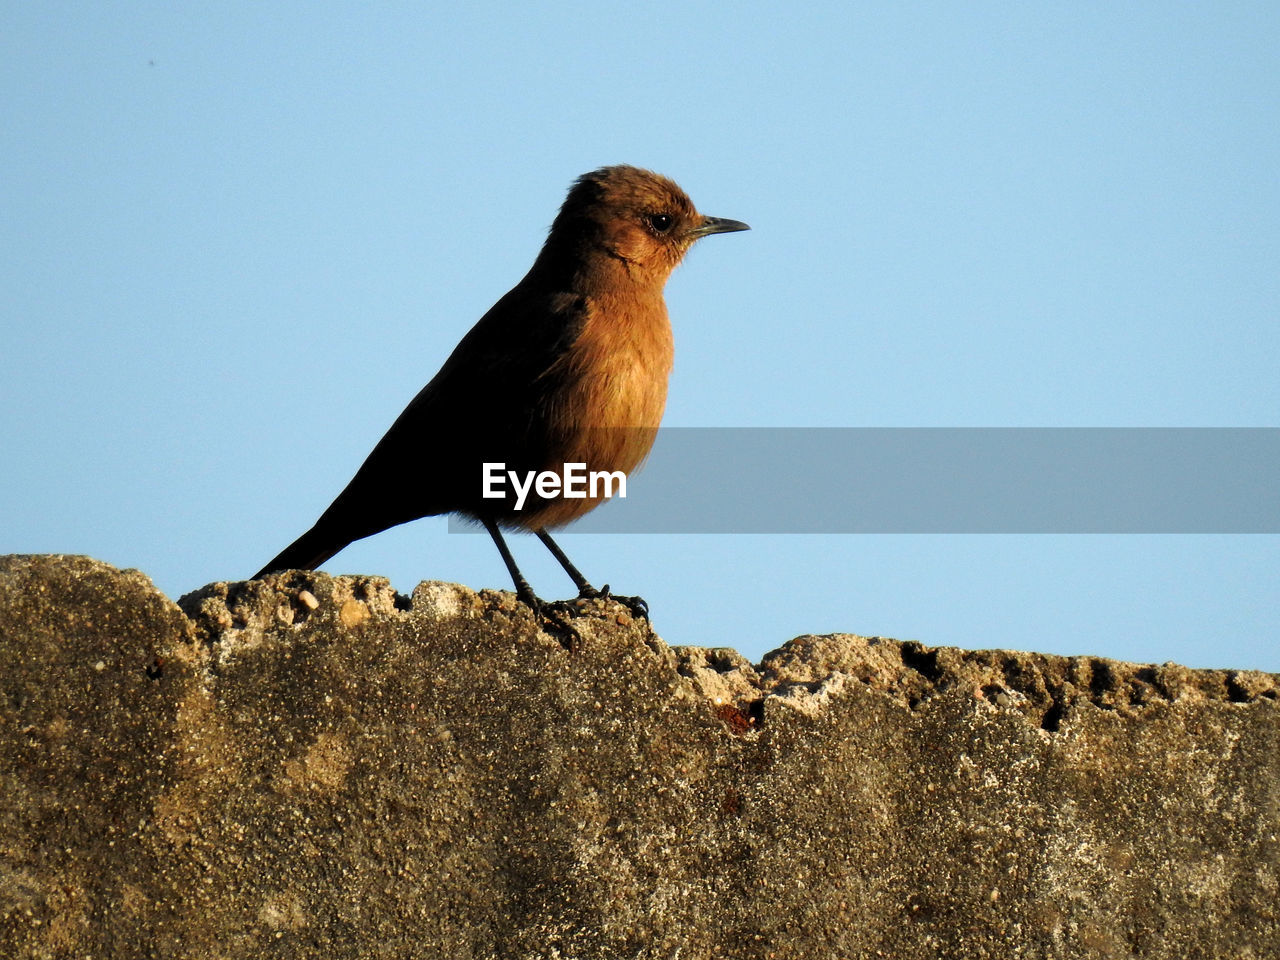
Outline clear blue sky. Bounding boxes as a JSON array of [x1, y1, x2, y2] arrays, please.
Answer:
[[4, 3, 1277, 670]]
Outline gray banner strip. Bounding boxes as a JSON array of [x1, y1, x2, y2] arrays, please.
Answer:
[[449, 428, 1280, 533]]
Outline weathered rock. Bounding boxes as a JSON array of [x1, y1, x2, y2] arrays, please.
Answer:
[[1, 554, 1276, 958]]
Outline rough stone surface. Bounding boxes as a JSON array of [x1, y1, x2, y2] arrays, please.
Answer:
[[1, 554, 1277, 959]]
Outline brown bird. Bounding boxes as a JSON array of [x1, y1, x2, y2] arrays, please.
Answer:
[[254, 165, 748, 613]]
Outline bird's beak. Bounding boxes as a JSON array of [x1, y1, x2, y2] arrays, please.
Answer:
[[689, 216, 751, 238]]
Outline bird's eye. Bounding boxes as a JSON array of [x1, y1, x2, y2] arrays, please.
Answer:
[[647, 213, 674, 234]]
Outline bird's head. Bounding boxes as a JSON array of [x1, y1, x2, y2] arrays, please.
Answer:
[[549, 165, 749, 284]]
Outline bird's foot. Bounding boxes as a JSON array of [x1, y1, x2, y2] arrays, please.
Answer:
[[517, 587, 581, 651], [612, 594, 650, 620], [576, 583, 649, 620]]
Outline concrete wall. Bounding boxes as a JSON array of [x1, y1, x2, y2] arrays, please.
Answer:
[[2, 555, 1276, 958]]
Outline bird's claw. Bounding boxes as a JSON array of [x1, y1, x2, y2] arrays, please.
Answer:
[[574, 583, 648, 620], [613, 594, 649, 619], [520, 594, 581, 651]]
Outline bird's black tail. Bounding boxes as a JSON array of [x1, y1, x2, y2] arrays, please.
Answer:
[[253, 523, 350, 580]]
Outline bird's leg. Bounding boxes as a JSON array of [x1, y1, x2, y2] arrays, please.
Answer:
[[483, 518, 543, 611], [535, 529, 597, 596], [484, 519, 581, 649], [535, 529, 649, 620]]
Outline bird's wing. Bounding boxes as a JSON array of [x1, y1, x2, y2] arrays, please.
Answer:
[[307, 287, 590, 537]]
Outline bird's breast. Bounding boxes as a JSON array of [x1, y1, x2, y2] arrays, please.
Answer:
[[523, 289, 674, 529], [564, 288, 672, 432]]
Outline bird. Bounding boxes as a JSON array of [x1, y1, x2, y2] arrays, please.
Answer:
[[253, 165, 748, 615]]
